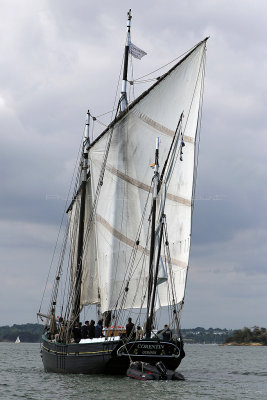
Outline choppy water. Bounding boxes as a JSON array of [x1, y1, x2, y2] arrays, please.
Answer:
[[1, 343, 267, 399]]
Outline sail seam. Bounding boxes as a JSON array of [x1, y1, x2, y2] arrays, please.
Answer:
[[133, 110, 194, 143], [96, 213, 187, 269], [105, 164, 191, 207]]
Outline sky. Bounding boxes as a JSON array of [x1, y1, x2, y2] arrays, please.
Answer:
[[0, 0, 266, 329]]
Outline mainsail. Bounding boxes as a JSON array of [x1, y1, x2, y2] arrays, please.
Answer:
[[69, 38, 207, 316]]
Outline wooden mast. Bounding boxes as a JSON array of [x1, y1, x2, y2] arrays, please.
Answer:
[[145, 138, 160, 338], [148, 214, 165, 326], [73, 111, 90, 322]]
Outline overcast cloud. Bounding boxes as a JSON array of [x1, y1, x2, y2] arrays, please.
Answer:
[[0, 0, 266, 329]]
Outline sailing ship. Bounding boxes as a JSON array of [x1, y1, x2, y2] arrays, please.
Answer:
[[38, 10, 207, 375], [15, 336, 20, 344]]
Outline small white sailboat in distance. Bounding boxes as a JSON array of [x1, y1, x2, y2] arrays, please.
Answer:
[[15, 336, 20, 343]]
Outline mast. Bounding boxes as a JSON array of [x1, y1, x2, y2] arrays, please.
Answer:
[[148, 214, 165, 329], [72, 110, 90, 322], [145, 137, 160, 338], [120, 9, 132, 112]]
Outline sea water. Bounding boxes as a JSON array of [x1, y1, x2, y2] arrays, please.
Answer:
[[1, 343, 267, 400]]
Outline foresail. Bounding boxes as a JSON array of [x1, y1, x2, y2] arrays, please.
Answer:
[[68, 178, 99, 307], [80, 179, 99, 305], [88, 39, 207, 313]]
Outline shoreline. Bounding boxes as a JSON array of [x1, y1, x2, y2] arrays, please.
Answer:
[[222, 342, 264, 346]]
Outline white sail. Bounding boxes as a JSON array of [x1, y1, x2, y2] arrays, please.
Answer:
[[15, 336, 20, 343], [80, 179, 99, 305], [68, 179, 99, 306], [88, 40, 207, 313], [68, 192, 80, 285]]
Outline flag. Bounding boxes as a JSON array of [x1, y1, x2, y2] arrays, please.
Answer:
[[129, 43, 147, 60]]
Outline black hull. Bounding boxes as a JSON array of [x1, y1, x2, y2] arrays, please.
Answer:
[[41, 335, 184, 374], [41, 335, 119, 374]]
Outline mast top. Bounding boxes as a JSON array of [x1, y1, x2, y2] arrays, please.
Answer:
[[83, 110, 90, 154], [120, 9, 132, 112], [127, 9, 132, 27]]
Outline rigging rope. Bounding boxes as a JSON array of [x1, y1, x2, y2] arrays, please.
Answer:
[[133, 44, 198, 82], [111, 50, 125, 122], [47, 46, 125, 327], [38, 124, 85, 315]]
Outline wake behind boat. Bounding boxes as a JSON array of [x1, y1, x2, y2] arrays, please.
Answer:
[[38, 10, 207, 375]]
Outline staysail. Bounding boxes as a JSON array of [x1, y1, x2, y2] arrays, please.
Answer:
[[83, 39, 207, 314]]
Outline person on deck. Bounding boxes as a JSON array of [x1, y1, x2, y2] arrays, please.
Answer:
[[136, 325, 144, 340], [126, 317, 135, 339], [162, 324, 172, 341], [81, 321, 89, 339], [73, 322, 82, 343], [56, 316, 64, 331], [95, 320, 103, 338], [88, 320, 96, 339]]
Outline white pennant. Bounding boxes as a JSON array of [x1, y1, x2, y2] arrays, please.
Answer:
[[129, 42, 147, 60]]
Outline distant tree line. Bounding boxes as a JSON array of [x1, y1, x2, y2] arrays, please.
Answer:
[[181, 327, 232, 344], [224, 327, 267, 345], [1, 324, 231, 343], [0, 324, 43, 342], [1, 324, 266, 344]]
